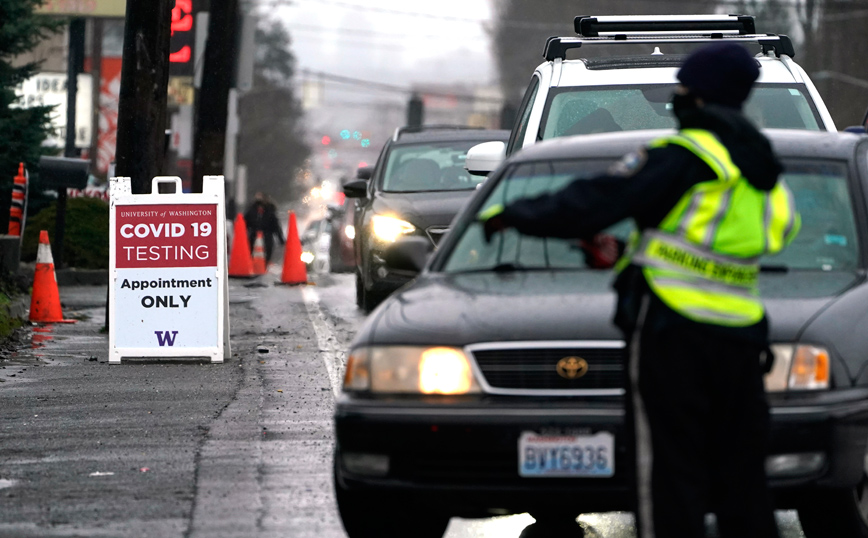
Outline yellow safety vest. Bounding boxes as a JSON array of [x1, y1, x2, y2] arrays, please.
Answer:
[[624, 129, 800, 326]]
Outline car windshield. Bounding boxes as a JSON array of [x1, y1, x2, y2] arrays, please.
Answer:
[[382, 141, 485, 192], [539, 84, 822, 140], [441, 157, 858, 273]]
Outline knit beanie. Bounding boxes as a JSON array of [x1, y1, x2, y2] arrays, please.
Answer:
[[677, 42, 760, 108]]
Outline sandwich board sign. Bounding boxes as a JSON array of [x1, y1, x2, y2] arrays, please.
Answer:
[[109, 176, 229, 364]]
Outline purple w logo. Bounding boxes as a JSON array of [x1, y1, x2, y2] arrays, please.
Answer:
[[155, 331, 179, 346]]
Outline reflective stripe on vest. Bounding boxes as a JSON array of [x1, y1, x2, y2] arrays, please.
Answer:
[[629, 129, 799, 327]]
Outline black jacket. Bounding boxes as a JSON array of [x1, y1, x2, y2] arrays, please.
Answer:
[[499, 105, 782, 344]]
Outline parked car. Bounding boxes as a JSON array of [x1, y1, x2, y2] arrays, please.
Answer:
[[467, 14, 837, 176], [334, 129, 868, 538], [328, 198, 356, 273], [343, 125, 509, 312]]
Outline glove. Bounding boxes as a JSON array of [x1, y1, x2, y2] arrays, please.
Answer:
[[578, 234, 624, 269], [478, 204, 508, 243]]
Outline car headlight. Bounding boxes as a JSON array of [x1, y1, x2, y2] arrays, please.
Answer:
[[371, 215, 415, 243], [343, 346, 481, 395], [765, 344, 830, 392], [300, 251, 315, 264], [345, 225, 355, 240]]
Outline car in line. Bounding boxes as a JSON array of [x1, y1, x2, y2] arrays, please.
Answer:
[[327, 197, 356, 274], [300, 217, 331, 274], [343, 125, 509, 312], [334, 129, 868, 538], [467, 14, 837, 176]]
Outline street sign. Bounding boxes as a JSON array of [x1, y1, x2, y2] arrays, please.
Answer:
[[109, 176, 229, 364], [37, 0, 126, 17], [14, 72, 93, 149]]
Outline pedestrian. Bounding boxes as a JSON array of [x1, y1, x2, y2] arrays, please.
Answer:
[[481, 42, 799, 538], [244, 192, 285, 264]]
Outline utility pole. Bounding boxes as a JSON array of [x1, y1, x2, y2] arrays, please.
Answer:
[[54, 18, 85, 269], [115, 0, 173, 194], [407, 93, 424, 127], [192, 0, 239, 192]]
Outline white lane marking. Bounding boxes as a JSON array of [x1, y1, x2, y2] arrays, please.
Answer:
[[0, 479, 17, 489], [301, 285, 344, 398]]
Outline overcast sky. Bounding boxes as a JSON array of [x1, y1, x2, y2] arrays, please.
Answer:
[[268, 0, 496, 86]]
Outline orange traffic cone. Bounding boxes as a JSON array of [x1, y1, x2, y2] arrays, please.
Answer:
[[29, 231, 75, 323], [8, 163, 26, 237], [228, 213, 255, 277], [278, 211, 308, 285], [252, 232, 267, 275]]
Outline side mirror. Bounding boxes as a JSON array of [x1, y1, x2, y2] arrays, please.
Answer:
[[343, 179, 368, 198], [357, 166, 373, 180], [464, 141, 506, 176], [844, 126, 867, 134], [384, 236, 432, 275]]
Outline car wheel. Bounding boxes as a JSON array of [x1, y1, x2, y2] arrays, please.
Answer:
[[355, 271, 364, 309], [798, 458, 868, 537], [334, 454, 450, 538], [362, 287, 387, 314]]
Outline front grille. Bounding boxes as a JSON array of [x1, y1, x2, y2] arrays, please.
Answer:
[[471, 345, 626, 391], [426, 226, 449, 246]]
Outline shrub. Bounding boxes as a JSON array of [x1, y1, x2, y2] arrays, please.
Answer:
[[21, 197, 109, 269]]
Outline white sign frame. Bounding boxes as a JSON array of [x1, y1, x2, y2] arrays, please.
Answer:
[[109, 175, 230, 364]]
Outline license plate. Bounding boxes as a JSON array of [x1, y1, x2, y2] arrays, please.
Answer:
[[518, 431, 614, 477]]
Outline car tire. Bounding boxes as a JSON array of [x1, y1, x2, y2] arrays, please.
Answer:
[[361, 287, 386, 314], [355, 271, 364, 309], [334, 454, 450, 538], [798, 459, 868, 538]]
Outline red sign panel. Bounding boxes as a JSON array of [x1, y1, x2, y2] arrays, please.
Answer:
[[115, 204, 217, 269], [170, 0, 194, 75]]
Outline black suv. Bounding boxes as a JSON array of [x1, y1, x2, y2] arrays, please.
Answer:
[[335, 129, 868, 537], [343, 126, 509, 312]]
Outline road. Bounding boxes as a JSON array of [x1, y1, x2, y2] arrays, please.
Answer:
[[0, 268, 806, 537]]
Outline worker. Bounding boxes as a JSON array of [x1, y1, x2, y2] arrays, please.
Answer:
[[244, 192, 285, 264], [481, 42, 799, 538]]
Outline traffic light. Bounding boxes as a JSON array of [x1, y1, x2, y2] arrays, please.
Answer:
[[407, 93, 424, 127], [321, 135, 331, 145]]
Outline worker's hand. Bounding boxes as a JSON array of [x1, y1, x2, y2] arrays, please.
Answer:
[[478, 204, 508, 243], [578, 234, 624, 269]]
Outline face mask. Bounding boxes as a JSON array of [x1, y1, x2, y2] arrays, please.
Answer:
[[670, 92, 699, 120]]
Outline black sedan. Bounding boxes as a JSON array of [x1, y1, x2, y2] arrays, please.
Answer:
[[343, 126, 509, 312], [333, 129, 868, 538]]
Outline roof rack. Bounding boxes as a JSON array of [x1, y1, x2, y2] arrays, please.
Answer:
[[576, 15, 756, 37], [392, 124, 484, 141], [543, 15, 795, 61]]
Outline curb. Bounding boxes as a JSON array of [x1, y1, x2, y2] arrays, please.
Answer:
[[5, 294, 29, 320], [18, 263, 108, 286]]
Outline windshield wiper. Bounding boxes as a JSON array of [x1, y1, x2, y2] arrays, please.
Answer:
[[760, 264, 789, 273], [492, 263, 524, 272], [450, 263, 537, 274]]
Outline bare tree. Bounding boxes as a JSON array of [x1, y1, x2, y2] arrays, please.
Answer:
[[237, 20, 309, 203], [491, 0, 712, 108]]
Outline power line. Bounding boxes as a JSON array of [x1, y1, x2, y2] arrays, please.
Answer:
[[285, 22, 487, 42], [299, 68, 503, 103], [251, 0, 566, 30]]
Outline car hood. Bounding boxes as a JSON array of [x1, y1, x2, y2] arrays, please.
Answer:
[[371, 190, 475, 230], [361, 270, 862, 349]]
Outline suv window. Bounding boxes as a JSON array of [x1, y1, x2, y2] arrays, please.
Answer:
[[506, 76, 540, 156], [442, 157, 858, 273], [538, 83, 822, 143], [382, 141, 484, 192]]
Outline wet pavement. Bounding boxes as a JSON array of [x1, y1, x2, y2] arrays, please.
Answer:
[[0, 270, 808, 537]]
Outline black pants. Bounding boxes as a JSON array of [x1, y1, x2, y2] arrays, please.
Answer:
[[632, 301, 779, 538], [249, 231, 276, 263]]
